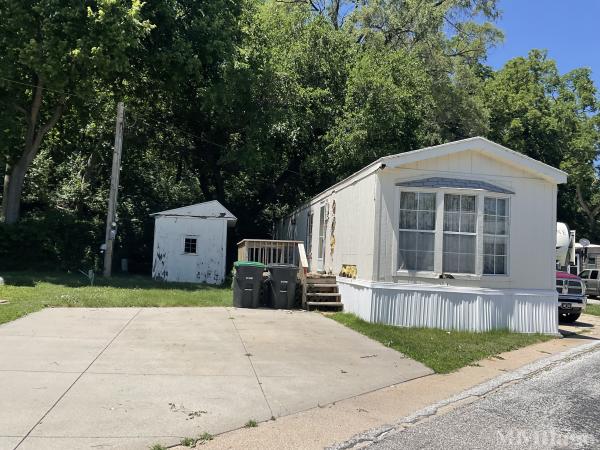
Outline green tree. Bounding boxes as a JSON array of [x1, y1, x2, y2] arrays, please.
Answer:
[[485, 50, 600, 238], [325, 0, 501, 175], [0, 0, 151, 224], [327, 47, 433, 175]]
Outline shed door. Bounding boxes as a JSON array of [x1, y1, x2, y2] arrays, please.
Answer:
[[317, 205, 326, 272]]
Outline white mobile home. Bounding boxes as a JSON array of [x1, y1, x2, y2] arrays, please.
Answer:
[[277, 137, 567, 334], [151, 201, 236, 284]]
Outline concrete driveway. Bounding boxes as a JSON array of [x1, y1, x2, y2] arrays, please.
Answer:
[[0, 307, 432, 450]]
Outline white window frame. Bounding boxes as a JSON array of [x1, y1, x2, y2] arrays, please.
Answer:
[[442, 193, 478, 275], [482, 196, 511, 277], [397, 191, 437, 272], [306, 211, 314, 260], [183, 235, 198, 255], [394, 187, 512, 280]]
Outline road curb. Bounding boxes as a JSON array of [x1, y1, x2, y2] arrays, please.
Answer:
[[328, 339, 600, 449]]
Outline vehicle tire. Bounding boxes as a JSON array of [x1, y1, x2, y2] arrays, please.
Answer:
[[559, 312, 581, 323]]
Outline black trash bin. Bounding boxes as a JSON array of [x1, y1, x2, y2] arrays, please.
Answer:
[[267, 263, 298, 309], [233, 261, 266, 308]]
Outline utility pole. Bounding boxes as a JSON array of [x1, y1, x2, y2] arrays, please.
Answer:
[[103, 102, 125, 277]]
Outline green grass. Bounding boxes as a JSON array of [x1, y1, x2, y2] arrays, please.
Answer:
[[585, 304, 600, 317], [198, 432, 213, 441], [244, 419, 258, 428], [0, 271, 232, 326], [180, 436, 198, 447], [149, 444, 166, 450], [329, 313, 554, 374]]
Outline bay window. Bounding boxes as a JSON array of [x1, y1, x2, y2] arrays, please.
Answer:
[[397, 187, 511, 277]]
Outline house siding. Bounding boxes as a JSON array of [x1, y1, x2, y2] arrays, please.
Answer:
[[276, 172, 378, 277], [374, 149, 557, 291], [276, 139, 563, 334]]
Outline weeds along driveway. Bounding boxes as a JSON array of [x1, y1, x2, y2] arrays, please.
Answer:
[[0, 307, 432, 450]]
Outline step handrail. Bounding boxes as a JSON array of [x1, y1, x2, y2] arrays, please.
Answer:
[[297, 242, 309, 309]]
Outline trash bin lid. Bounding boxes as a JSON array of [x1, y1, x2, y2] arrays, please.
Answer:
[[267, 263, 298, 269], [234, 261, 266, 269]]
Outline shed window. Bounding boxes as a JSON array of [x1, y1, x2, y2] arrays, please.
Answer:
[[483, 197, 509, 275], [398, 192, 436, 271], [443, 194, 477, 274], [184, 237, 197, 254]]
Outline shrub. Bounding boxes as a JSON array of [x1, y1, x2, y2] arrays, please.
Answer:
[[0, 211, 102, 271]]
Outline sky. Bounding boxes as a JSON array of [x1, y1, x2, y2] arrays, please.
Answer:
[[486, 0, 600, 87]]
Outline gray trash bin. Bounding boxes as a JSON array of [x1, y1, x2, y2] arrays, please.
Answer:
[[267, 263, 298, 309], [233, 261, 266, 308]]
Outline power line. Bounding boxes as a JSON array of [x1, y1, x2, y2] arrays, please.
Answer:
[[128, 109, 230, 150], [0, 76, 77, 98], [0, 75, 129, 113], [1, 75, 230, 150]]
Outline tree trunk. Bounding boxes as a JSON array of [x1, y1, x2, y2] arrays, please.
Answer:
[[575, 184, 600, 236], [2, 161, 28, 224], [329, 0, 340, 29], [197, 171, 211, 199], [213, 169, 225, 203], [2, 166, 11, 222], [1, 77, 65, 224]]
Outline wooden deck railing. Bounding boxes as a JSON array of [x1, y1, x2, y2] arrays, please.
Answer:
[[237, 239, 310, 307], [237, 239, 303, 266]]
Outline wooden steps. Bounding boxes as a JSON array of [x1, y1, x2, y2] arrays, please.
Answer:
[[304, 274, 343, 311], [307, 283, 338, 289], [306, 301, 343, 307], [306, 292, 341, 298]]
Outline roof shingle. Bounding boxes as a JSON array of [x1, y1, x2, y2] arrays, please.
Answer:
[[396, 177, 514, 194]]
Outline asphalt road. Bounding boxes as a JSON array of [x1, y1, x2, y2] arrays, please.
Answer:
[[369, 345, 600, 450]]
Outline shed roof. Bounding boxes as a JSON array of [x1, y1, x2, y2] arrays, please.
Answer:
[[151, 200, 237, 224]]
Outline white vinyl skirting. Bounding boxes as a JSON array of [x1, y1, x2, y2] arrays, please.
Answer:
[[337, 278, 559, 334]]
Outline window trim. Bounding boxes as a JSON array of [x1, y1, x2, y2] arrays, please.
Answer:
[[394, 186, 512, 279], [394, 188, 437, 277], [482, 197, 510, 277], [442, 193, 478, 275], [183, 236, 198, 255], [306, 211, 313, 260], [397, 191, 437, 272]]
